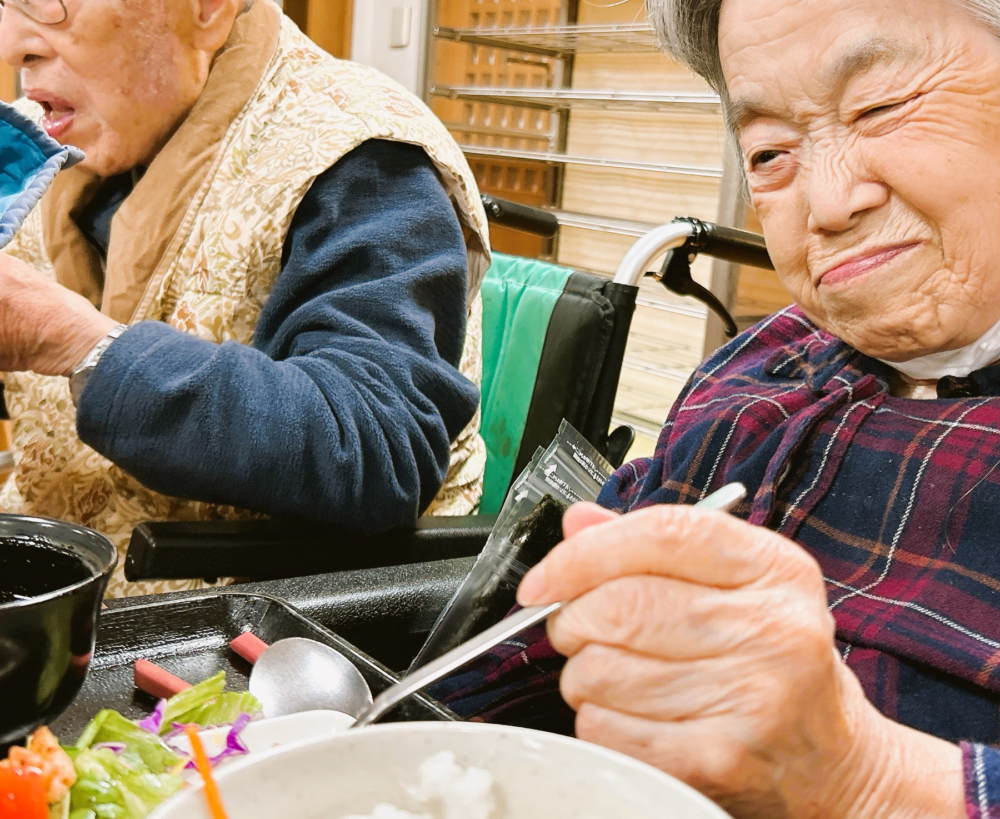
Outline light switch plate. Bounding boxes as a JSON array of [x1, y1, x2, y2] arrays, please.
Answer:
[[389, 6, 412, 49], [351, 0, 428, 95]]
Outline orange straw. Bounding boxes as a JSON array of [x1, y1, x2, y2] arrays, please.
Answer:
[[183, 725, 230, 819]]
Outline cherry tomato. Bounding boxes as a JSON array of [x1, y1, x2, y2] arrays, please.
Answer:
[[0, 765, 48, 819]]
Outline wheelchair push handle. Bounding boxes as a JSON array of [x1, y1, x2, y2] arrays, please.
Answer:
[[614, 217, 772, 288], [480, 194, 559, 238], [678, 218, 773, 271]]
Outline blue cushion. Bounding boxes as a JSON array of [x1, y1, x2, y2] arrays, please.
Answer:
[[0, 102, 83, 250]]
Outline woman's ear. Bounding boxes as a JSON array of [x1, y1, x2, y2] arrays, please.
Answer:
[[191, 0, 242, 53]]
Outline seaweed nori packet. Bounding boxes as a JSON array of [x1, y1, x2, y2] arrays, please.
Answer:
[[410, 421, 613, 671]]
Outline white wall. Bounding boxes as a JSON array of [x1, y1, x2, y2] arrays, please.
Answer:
[[351, 0, 429, 96]]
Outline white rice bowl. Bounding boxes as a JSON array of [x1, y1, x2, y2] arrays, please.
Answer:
[[148, 722, 732, 819]]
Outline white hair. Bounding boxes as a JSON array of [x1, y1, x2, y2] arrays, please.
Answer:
[[647, 0, 1000, 104]]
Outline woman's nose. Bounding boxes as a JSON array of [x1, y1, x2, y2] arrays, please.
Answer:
[[805, 146, 889, 234], [0, 9, 53, 70]]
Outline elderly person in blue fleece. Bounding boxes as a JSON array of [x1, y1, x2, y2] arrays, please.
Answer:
[[0, 0, 489, 596], [434, 0, 1000, 815]]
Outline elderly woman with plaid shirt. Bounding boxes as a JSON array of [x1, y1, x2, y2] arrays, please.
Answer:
[[438, 0, 1000, 815]]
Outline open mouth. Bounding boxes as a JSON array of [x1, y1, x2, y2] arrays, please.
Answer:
[[39, 101, 76, 140], [25, 92, 77, 140]]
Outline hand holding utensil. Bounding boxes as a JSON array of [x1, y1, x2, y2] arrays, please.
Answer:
[[353, 483, 747, 727]]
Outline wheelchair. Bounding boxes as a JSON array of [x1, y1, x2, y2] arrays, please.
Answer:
[[117, 200, 772, 666]]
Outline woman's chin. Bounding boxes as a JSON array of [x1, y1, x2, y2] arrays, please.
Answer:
[[809, 310, 940, 361], [840, 327, 956, 362], [74, 142, 140, 177]]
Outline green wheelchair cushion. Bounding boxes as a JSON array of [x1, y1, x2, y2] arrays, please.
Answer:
[[479, 253, 574, 515]]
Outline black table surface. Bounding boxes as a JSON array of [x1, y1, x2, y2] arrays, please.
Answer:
[[105, 557, 475, 672]]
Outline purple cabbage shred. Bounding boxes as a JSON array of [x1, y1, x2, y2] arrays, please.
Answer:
[[91, 742, 127, 754], [137, 699, 166, 735], [226, 712, 253, 756], [166, 713, 254, 769], [165, 722, 189, 740]]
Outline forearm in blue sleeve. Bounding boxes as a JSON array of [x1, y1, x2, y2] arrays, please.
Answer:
[[964, 742, 1000, 817], [76, 140, 479, 531]]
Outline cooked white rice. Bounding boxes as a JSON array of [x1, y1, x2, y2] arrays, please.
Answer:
[[341, 807, 429, 819], [342, 751, 496, 819]]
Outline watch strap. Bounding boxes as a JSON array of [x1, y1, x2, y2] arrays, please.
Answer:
[[69, 324, 127, 405]]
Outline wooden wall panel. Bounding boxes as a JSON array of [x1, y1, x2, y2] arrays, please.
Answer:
[[576, 0, 649, 25], [572, 52, 712, 93], [305, 0, 353, 59], [734, 204, 793, 319], [556, 224, 715, 284], [555, 226, 634, 275], [564, 110, 726, 165], [0, 64, 17, 103], [554, 0, 730, 453], [560, 169, 720, 225], [468, 156, 556, 257], [736, 267, 793, 318], [0, 421, 9, 483], [284, 0, 308, 31], [627, 302, 707, 373], [432, 0, 565, 257], [614, 366, 686, 438]]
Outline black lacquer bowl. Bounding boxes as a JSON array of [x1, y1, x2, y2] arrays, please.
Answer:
[[0, 516, 115, 746]]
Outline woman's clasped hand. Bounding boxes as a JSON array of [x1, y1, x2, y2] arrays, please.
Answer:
[[517, 503, 963, 818]]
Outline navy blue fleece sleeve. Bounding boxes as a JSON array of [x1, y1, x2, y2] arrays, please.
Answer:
[[76, 140, 479, 531]]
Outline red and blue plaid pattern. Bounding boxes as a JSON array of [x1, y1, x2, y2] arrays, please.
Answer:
[[432, 306, 1000, 808], [965, 742, 1000, 818]]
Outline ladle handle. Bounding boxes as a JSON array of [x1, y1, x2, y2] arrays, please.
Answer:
[[352, 482, 747, 728]]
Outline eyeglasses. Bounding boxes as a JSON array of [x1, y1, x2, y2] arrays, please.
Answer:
[[0, 0, 68, 25]]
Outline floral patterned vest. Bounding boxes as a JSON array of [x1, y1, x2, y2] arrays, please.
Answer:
[[0, 3, 490, 597]]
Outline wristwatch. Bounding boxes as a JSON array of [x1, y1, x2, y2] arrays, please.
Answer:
[[69, 324, 127, 405]]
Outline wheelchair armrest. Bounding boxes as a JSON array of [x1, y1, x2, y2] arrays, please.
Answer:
[[124, 514, 496, 583]]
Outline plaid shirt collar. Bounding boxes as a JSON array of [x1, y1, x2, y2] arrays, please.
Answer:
[[766, 308, 1000, 398]]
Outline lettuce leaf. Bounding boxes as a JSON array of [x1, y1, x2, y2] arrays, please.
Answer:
[[173, 691, 261, 730], [67, 746, 181, 819], [75, 711, 181, 772], [71, 709, 184, 819], [160, 672, 226, 729], [66, 671, 262, 819], [160, 672, 261, 731]]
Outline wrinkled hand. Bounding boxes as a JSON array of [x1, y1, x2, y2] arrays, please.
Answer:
[[0, 254, 117, 376], [517, 503, 963, 819]]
